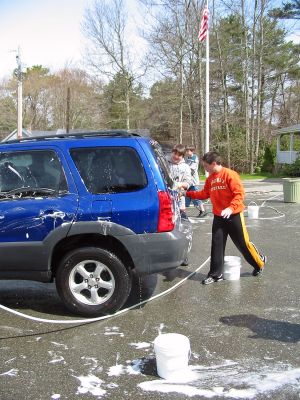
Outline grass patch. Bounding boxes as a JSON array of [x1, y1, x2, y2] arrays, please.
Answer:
[[239, 173, 274, 180], [199, 172, 285, 181]]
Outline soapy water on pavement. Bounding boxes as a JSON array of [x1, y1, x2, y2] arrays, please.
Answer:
[[70, 353, 300, 399]]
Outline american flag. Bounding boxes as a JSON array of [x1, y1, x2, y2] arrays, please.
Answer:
[[198, 6, 209, 42]]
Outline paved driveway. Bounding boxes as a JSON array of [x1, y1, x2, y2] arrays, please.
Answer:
[[0, 180, 299, 399]]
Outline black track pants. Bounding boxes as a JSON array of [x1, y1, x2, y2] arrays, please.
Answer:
[[209, 212, 264, 277]]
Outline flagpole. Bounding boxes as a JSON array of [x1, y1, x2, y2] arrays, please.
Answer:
[[198, 1, 210, 165], [205, 0, 209, 154]]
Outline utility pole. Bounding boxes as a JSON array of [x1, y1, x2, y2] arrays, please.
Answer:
[[66, 87, 70, 133], [16, 47, 23, 139]]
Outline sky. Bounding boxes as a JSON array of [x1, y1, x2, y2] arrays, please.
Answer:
[[0, 0, 145, 79], [0, 0, 299, 80], [0, 0, 95, 78]]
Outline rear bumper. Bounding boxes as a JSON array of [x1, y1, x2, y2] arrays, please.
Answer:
[[117, 220, 193, 275]]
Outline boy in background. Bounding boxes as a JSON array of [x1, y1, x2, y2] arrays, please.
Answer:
[[167, 144, 192, 220], [185, 145, 207, 218]]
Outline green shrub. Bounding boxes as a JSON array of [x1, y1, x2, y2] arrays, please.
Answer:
[[261, 145, 276, 173], [282, 156, 300, 177]]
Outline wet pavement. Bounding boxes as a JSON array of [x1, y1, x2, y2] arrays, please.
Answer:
[[0, 179, 300, 399]]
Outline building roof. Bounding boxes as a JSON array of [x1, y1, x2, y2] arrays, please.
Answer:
[[274, 124, 300, 135]]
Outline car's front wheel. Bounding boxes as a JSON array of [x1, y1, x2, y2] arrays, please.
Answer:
[[55, 247, 132, 317]]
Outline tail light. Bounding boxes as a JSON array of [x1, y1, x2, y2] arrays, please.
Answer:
[[157, 191, 175, 232]]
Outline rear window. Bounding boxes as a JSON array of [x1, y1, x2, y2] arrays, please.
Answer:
[[149, 140, 173, 188], [70, 147, 147, 194]]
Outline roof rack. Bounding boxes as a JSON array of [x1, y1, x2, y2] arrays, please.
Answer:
[[1, 130, 142, 144]]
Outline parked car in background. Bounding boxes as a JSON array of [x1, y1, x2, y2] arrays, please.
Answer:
[[0, 130, 192, 316]]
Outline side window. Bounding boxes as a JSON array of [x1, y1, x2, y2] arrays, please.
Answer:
[[279, 135, 290, 151], [294, 134, 300, 151], [70, 147, 147, 194], [0, 150, 68, 192]]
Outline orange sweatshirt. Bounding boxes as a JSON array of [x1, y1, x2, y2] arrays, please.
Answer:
[[186, 167, 245, 216]]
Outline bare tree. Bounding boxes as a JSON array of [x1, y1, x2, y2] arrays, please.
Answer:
[[213, 0, 231, 167], [241, 0, 250, 161], [254, 0, 267, 167], [139, 0, 206, 147], [49, 68, 105, 130], [82, 0, 145, 130]]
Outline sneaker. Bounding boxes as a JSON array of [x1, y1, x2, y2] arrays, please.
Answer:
[[181, 257, 189, 266], [252, 255, 267, 276], [196, 211, 208, 218], [180, 211, 189, 220], [202, 274, 223, 285]]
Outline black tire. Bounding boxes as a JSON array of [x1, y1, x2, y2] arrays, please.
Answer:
[[55, 247, 132, 317]]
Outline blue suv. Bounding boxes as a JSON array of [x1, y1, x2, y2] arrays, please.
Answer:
[[0, 131, 192, 316]]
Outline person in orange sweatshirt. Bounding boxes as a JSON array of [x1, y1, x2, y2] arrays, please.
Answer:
[[186, 151, 266, 285]]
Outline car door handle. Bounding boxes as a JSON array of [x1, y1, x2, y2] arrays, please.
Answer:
[[39, 210, 66, 218], [39, 209, 55, 216]]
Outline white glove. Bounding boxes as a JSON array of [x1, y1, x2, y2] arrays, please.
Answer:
[[221, 207, 233, 219], [177, 189, 186, 198], [174, 181, 187, 190]]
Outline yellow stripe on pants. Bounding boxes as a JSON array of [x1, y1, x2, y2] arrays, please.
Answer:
[[240, 212, 264, 269]]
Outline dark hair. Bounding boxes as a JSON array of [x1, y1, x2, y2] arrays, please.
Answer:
[[172, 144, 186, 156], [185, 145, 196, 152], [202, 151, 222, 165]]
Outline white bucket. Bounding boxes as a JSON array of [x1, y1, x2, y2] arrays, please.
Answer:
[[247, 202, 260, 219], [223, 256, 242, 280], [154, 333, 190, 380]]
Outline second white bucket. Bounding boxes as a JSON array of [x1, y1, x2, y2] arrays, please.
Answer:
[[154, 333, 190, 380], [223, 256, 242, 280], [247, 202, 260, 219]]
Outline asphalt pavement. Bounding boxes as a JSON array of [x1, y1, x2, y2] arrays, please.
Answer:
[[0, 179, 299, 400]]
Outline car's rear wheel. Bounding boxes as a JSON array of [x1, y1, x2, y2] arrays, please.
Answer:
[[55, 247, 132, 317]]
